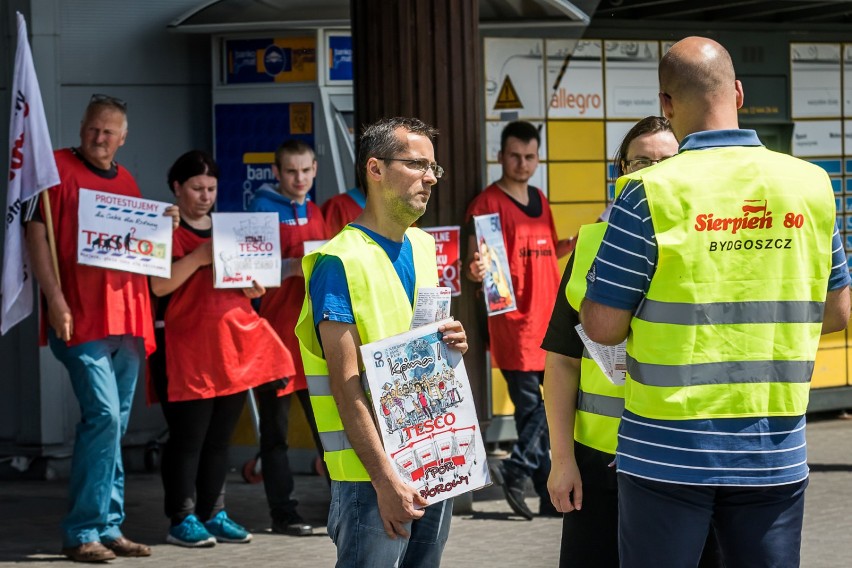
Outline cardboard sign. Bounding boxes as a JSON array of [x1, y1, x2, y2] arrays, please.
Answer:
[[472, 213, 517, 316], [76, 189, 172, 278], [211, 212, 281, 288]]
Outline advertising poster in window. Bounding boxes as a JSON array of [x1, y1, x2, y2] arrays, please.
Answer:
[[791, 43, 841, 119], [484, 38, 545, 120], [546, 39, 603, 119], [604, 40, 660, 119]]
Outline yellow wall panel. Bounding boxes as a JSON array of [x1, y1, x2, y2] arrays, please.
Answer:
[[549, 162, 606, 202], [820, 328, 846, 348], [547, 121, 605, 161], [812, 348, 847, 389]]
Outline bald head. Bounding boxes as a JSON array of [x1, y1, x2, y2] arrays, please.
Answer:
[[658, 37, 742, 137], [660, 37, 736, 100]]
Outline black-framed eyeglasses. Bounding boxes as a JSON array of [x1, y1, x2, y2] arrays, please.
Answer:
[[625, 157, 671, 169], [377, 157, 444, 179], [90, 93, 127, 111]]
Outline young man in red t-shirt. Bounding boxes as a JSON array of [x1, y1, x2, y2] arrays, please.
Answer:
[[465, 121, 574, 520]]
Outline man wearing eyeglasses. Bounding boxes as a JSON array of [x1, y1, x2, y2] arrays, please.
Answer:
[[295, 117, 468, 567], [26, 95, 175, 562], [465, 120, 575, 521]]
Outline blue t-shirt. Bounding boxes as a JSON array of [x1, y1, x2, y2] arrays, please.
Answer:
[[247, 184, 312, 225], [310, 225, 415, 330], [586, 129, 851, 486]]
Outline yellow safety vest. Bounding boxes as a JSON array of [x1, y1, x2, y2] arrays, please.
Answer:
[[565, 223, 623, 455], [295, 225, 438, 481], [620, 146, 836, 420]]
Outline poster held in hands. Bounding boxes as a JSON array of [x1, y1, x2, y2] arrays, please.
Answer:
[[422, 226, 462, 297], [359, 319, 490, 505], [77, 189, 173, 278], [472, 213, 517, 316], [211, 212, 281, 288]]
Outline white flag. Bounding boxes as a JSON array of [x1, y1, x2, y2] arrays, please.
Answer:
[[1, 13, 60, 335]]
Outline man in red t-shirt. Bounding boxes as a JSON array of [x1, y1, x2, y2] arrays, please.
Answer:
[[26, 95, 176, 562], [465, 121, 574, 520]]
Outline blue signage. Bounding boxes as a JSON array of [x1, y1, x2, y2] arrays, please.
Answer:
[[328, 35, 353, 82]]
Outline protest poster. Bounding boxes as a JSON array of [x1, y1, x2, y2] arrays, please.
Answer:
[[472, 213, 517, 316], [360, 319, 490, 505], [410, 287, 452, 329], [76, 189, 172, 278], [211, 212, 281, 288], [422, 226, 461, 297]]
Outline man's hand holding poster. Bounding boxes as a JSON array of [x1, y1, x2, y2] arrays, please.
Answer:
[[472, 213, 517, 316], [77, 189, 173, 278], [360, 319, 490, 506]]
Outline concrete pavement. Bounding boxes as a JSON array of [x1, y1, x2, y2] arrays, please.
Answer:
[[1, 413, 850, 566]]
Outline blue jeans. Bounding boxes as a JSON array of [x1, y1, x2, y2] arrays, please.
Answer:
[[49, 333, 143, 547], [327, 481, 452, 568], [501, 370, 550, 499], [618, 473, 807, 568]]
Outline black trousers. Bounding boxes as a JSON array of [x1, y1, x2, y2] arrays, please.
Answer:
[[150, 331, 247, 524], [559, 442, 724, 568], [255, 385, 327, 523]]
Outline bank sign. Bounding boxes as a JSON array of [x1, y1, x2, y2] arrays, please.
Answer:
[[214, 102, 315, 212]]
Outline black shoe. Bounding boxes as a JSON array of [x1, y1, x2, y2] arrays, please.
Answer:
[[271, 516, 314, 536], [538, 498, 562, 518], [490, 462, 534, 520]]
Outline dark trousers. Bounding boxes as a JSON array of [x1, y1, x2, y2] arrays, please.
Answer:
[[560, 443, 724, 568], [619, 473, 806, 568], [501, 370, 550, 499], [255, 385, 326, 523], [150, 327, 248, 524]]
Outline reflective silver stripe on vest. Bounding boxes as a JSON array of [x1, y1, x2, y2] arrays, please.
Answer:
[[627, 356, 814, 387], [306, 374, 332, 396], [637, 300, 824, 325], [577, 390, 624, 418], [319, 430, 354, 452]]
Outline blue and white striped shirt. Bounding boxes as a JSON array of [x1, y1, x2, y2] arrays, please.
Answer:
[[586, 129, 851, 486]]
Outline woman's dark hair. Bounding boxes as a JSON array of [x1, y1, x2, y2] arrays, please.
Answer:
[[167, 150, 219, 193], [613, 116, 673, 177]]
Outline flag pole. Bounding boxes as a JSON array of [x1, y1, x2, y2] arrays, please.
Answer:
[[40, 193, 61, 287]]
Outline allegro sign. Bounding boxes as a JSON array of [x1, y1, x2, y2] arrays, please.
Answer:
[[549, 88, 602, 115]]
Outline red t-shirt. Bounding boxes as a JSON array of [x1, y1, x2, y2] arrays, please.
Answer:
[[465, 184, 560, 371], [259, 201, 330, 395], [39, 148, 155, 354], [163, 224, 295, 402], [321, 193, 363, 235]]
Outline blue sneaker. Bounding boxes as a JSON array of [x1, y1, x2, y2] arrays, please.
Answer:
[[166, 514, 217, 547], [204, 511, 253, 543]]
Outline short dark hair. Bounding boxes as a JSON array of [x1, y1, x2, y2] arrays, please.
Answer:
[[613, 116, 673, 177], [500, 121, 540, 152], [357, 117, 438, 189], [274, 139, 315, 169], [167, 150, 219, 193]]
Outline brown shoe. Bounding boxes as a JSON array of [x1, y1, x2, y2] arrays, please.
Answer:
[[103, 536, 152, 557], [61, 542, 116, 562]]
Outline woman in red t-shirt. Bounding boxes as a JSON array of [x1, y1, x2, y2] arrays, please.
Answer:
[[149, 151, 295, 548]]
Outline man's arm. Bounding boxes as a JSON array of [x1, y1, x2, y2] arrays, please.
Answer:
[[318, 320, 427, 539], [465, 233, 485, 282], [555, 236, 577, 259], [25, 220, 73, 341], [822, 285, 850, 334], [544, 352, 583, 513], [580, 299, 632, 345]]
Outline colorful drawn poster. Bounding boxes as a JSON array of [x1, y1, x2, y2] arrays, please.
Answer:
[[76, 189, 172, 278], [211, 212, 281, 288], [473, 213, 517, 316], [360, 319, 490, 505], [422, 226, 461, 296]]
